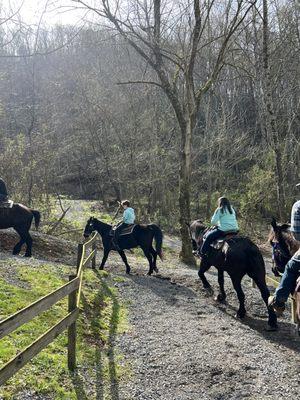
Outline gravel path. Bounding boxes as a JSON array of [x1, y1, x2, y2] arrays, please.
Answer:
[[105, 255, 300, 400]]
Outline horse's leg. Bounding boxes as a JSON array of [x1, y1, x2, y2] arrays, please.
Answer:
[[24, 233, 33, 257], [230, 274, 246, 318], [150, 246, 158, 273], [99, 248, 110, 270], [215, 268, 226, 303], [198, 260, 213, 291], [118, 250, 131, 274], [13, 227, 26, 255], [142, 247, 154, 275], [249, 273, 278, 330]]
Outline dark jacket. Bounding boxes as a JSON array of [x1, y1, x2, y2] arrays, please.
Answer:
[[0, 178, 8, 196]]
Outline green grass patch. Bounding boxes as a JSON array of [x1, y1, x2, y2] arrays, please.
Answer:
[[0, 262, 129, 399]]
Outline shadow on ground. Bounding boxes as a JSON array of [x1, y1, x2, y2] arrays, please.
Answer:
[[71, 270, 121, 400]]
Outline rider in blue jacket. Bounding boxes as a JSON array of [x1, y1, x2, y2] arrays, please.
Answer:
[[113, 200, 135, 250], [199, 197, 239, 256]]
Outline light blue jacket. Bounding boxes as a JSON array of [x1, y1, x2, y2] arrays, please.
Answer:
[[211, 207, 238, 232], [123, 207, 135, 224]]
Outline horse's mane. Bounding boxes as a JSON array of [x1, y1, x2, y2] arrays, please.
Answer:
[[269, 223, 300, 256], [93, 217, 112, 228], [281, 231, 300, 256]]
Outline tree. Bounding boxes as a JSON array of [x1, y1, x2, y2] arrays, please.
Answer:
[[72, 0, 257, 263]]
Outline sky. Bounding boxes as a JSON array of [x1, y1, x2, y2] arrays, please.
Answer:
[[7, 0, 90, 27]]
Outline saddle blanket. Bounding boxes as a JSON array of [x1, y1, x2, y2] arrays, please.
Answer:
[[0, 200, 13, 209], [109, 224, 136, 237]]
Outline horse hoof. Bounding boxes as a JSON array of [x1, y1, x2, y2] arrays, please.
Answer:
[[235, 311, 246, 319], [99, 267, 104, 270], [126, 270, 131, 275], [214, 294, 226, 303], [24, 254, 32, 258], [154, 267, 159, 273], [265, 324, 278, 332]]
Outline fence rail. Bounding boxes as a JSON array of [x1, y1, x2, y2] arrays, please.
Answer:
[[0, 231, 99, 386]]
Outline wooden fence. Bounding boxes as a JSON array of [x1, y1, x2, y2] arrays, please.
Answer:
[[0, 232, 99, 386]]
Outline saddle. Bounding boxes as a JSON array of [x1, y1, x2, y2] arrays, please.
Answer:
[[109, 224, 136, 237], [210, 231, 239, 250], [0, 200, 13, 209]]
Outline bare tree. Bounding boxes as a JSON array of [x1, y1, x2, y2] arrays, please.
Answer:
[[72, 0, 257, 263]]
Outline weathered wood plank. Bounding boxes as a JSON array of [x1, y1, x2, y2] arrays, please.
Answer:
[[82, 248, 96, 268], [0, 309, 79, 386], [91, 242, 97, 269], [68, 275, 77, 371], [83, 232, 98, 247], [0, 277, 80, 340]]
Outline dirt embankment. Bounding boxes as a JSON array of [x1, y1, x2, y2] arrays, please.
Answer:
[[0, 229, 77, 265]]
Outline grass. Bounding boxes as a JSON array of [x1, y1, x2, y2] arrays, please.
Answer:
[[0, 261, 129, 400]]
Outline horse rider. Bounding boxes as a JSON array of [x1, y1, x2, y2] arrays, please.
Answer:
[[198, 196, 239, 258], [268, 183, 300, 315], [113, 200, 135, 250], [0, 178, 8, 203]]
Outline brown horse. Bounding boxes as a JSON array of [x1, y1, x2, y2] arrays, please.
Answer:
[[190, 220, 278, 331], [269, 218, 300, 334], [269, 218, 299, 275], [0, 203, 40, 257]]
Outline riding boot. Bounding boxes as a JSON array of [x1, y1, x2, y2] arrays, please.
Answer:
[[268, 296, 285, 316]]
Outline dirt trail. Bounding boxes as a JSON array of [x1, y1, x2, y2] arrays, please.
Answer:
[[103, 253, 300, 400]]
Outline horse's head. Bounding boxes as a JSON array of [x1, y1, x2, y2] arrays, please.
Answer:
[[269, 218, 294, 275], [83, 217, 96, 238], [189, 220, 207, 250]]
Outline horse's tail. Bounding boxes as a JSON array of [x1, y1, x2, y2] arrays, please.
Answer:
[[149, 224, 164, 261], [31, 210, 41, 230]]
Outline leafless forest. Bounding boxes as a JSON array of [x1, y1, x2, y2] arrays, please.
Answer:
[[0, 0, 299, 260]]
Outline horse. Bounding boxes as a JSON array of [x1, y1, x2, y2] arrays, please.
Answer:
[[189, 220, 278, 330], [269, 218, 300, 333], [0, 203, 40, 257], [83, 217, 163, 275], [269, 218, 299, 276]]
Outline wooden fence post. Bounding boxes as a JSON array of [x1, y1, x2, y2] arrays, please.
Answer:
[[76, 243, 83, 273], [68, 275, 77, 371], [92, 242, 97, 269]]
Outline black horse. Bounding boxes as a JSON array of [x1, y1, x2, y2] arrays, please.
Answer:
[[190, 220, 277, 330], [83, 217, 163, 275], [0, 203, 40, 257]]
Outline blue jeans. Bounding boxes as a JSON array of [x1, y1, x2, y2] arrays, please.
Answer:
[[274, 258, 300, 304], [200, 228, 225, 255]]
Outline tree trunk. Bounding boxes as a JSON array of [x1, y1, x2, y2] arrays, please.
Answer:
[[178, 120, 196, 265], [262, 0, 286, 219]]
